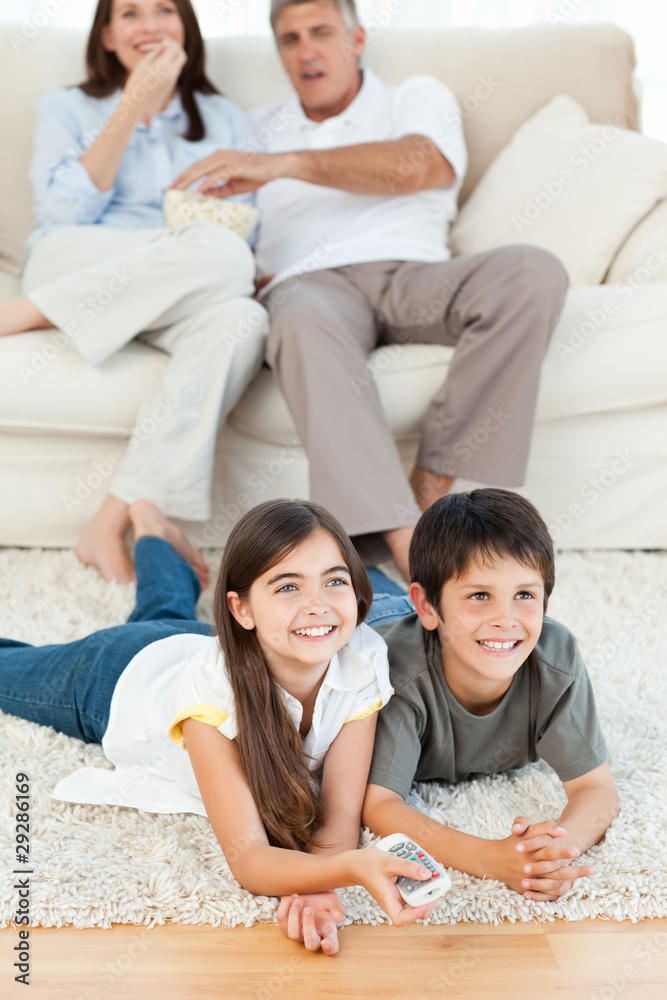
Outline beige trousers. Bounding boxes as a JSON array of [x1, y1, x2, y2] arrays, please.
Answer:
[[23, 222, 267, 520], [265, 246, 568, 537]]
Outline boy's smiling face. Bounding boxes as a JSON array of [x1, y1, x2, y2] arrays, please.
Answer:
[[410, 554, 545, 715]]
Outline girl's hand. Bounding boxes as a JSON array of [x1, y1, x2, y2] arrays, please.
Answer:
[[121, 37, 187, 119], [354, 848, 437, 927], [277, 892, 345, 955]]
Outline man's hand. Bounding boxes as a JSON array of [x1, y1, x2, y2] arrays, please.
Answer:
[[483, 816, 596, 901], [172, 135, 455, 199], [171, 150, 288, 197], [277, 891, 345, 955]]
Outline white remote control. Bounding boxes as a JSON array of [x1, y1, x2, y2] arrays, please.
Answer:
[[376, 833, 451, 906]]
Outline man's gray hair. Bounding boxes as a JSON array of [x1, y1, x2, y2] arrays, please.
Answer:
[[270, 0, 360, 33]]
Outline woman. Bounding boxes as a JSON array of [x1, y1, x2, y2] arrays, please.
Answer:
[[0, 0, 266, 584]]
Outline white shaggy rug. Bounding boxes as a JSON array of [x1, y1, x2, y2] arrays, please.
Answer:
[[0, 547, 666, 929]]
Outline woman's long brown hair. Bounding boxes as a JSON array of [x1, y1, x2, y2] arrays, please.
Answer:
[[79, 0, 219, 142], [214, 499, 373, 853]]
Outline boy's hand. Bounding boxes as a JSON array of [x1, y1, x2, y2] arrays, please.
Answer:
[[482, 816, 595, 900], [276, 891, 344, 955], [509, 815, 596, 901]]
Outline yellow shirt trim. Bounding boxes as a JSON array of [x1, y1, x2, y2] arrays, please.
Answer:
[[344, 698, 384, 724], [168, 704, 230, 749]]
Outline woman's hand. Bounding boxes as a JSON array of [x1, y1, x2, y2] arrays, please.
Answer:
[[121, 37, 187, 119], [277, 892, 344, 955], [353, 848, 437, 926]]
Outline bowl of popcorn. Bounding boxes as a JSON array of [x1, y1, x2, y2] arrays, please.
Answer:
[[163, 189, 259, 240]]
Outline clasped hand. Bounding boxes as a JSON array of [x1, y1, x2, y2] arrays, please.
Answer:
[[491, 815, 596, 901]]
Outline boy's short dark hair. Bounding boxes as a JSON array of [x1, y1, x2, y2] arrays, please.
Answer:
[[409, 488, 555, 612]]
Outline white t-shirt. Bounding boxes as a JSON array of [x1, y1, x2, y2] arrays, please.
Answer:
[[251, 69, 467, 291], [51, 623, 393, 815]]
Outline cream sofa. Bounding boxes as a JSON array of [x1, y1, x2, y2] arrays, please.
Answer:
[[1, 23, 666, 550]]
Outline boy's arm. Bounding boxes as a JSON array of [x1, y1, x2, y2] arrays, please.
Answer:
[[514, 762, 619, 901], [559, 761, 620, 848], [363, 782, 490, 875], [363, 783, 597, 897]]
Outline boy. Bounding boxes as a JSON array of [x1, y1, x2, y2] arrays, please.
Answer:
[[363, 488, 619, 901]]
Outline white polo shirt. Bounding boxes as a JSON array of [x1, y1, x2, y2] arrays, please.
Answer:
[[251, 69, 467, 290], [51, 623, 393, 815]]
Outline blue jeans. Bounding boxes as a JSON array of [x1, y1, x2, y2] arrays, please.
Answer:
[[365, 567, 415, 628], [0, 538, 213, 743], [0, 550, 411, 746]]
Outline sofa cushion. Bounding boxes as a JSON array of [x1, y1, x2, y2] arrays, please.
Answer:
[[604, 198, 667, 285], [0, 334, 167, 434], [229, 284, 667, 447], [536, 283, 667, 421], [449, 95, 667, 285], [3, 284, 666, 444]]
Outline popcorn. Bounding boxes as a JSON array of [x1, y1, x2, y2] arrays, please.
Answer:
[[163, 189, 259, 240]]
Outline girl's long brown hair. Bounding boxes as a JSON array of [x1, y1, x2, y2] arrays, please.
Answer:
[[214, 499, 373, 853], [79, 0, 219, 142]]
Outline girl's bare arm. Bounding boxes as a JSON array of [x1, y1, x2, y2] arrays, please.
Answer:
[[311, 714, 378, 855], [181, 716, 433, 922]]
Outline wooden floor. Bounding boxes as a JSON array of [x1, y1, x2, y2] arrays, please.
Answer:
[[2, 918, 666, 999]]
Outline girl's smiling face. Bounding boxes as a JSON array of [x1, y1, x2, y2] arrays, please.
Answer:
[[227, 528, 359, 680], [101, 0, 185, 73]]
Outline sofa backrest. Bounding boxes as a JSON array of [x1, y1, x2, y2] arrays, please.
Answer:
[[0, 22, 638, 277]]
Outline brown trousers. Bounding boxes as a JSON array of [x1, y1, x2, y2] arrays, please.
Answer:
[[265, 245, 568, 536]]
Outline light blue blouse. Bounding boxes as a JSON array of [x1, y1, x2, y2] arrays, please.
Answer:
[[27, 86, 259, 257]]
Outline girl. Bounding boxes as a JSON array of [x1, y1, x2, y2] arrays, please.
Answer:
[[0, 498, 435, 955], [0, 0, 267, 585]]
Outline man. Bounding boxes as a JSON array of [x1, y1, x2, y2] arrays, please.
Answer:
[[173, 0, 568, 581]]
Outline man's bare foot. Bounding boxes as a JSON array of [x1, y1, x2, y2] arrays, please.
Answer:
[[75, 494, 135, 584], [410, 466, 454, 512], [0, 297, 53, 337], [383, 527, 413, 584], [129, 499, 210, 589]]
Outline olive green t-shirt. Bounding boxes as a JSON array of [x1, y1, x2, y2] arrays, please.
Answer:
[[368, 614, 607, 799]]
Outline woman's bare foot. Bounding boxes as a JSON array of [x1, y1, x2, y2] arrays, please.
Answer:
[[409, 466, 454, 512], [76, 495, 135, 584], [0, 297, 53, 337], [129, 499, 210, 589]]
